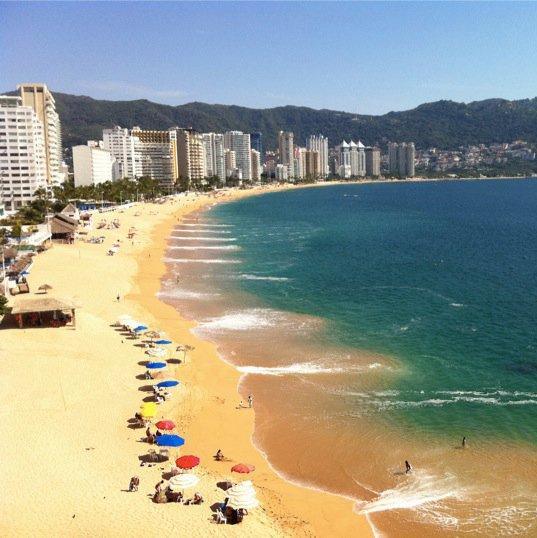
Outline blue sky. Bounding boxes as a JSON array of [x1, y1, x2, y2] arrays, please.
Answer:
[[2, 1, 536, 114]]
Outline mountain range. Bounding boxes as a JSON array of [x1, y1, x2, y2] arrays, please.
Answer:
[[12, 91, 537, 151]]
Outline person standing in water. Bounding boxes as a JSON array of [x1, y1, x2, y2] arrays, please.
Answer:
[[247, 394, 253, 408], [405, 460, 413, 474], [462, 436, 467, 448]]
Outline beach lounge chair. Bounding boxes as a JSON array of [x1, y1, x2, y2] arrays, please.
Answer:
[[215, 508, 227, 524]]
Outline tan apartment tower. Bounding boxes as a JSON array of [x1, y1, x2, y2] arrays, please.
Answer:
[[18, 83, 62, 184], [131, 127, 178, 187]]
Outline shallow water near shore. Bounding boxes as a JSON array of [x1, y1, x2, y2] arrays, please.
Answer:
[[160, 179, 537, 537]]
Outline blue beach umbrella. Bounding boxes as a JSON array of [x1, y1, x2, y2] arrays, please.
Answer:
[[155, 434, 185, 448], [146, 361, 167, 369], [133, 325, 148, 332], [154, 339, 172, 345], [156, 380, 180, 388]]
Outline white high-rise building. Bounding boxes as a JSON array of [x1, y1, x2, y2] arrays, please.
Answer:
[[18, 83, 62, 185], [293, 147, 306, 179], [224, 131, 251, 180], [72, 141, 116, 187], [307, 134, 329, 178], [0, 95, 47, 210], [251, 149, 261, 181], [202, 133, 225, 182], [337, 140, 365, 177], [103, 126, 142, 179]]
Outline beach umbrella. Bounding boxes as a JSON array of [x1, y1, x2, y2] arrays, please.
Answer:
[[38, 284, 53, 294], [168, 473, 199, 492], [140, 402, 157, 418], [146, 361, 167, 370], [156, 380, 179, 389], [175, 455, 200, 470], [133, 325, 148, 332], [231, 463, 255, 474], [144, 330, 161, 341], [155, 420, 175, 431], [155, 434, 185, 448], [146, 347, 166, 358], [226, 480, 259, 510], [154, 339, 172, 345]]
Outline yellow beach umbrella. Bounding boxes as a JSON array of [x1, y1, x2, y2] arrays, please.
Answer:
[[140, 402, 157, 418]]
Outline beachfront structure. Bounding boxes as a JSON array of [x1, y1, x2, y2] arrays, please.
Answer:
[[103, 126, 143, 180], [365, 147, 381, 177], [293, 147, 306, 179], [388, 142, 415, 177], [278, 131, 294, 177], [72, 142, 116, 187], [132, 127, 178, 187], [275, 163, 288, 181], [202, 133, 225, 182], [337, 140, 366, 178], [304, 149, 321, 179], [224, 131, 251, 180], [251, 149, 261, 181], [0, 95, 47, 211], [176, 128, 206, 183], [307, 134, 329, 178], [18, 83, 63, 185]]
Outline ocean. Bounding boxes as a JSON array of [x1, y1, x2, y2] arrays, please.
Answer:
[[160, 179, 537, 536]]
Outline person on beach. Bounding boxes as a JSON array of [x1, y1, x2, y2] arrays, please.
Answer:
[[405, 460, 413, 474], [128, 476, 140, 492], [116, 294, 120, 302], [462, 436, 467, 448], [215, 449, 224, 461], [145, 426, 151, 440], [155, 480, 165, 493], [247, 394, 253, 408]]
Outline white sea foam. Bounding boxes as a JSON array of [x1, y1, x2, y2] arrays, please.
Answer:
[[237, 361, 384, 376], [354, 471, 463, 515], [170, 236, 237, 241], [178, 223, 233, 227], [157, 289, 220, 300], [163, 257, 241, 264], [450, 302, 465, 307], [237, 274, 290, 282], [168, 245, 240, 251], [195, 309, 280, 332], [173, 228, 231, 234]]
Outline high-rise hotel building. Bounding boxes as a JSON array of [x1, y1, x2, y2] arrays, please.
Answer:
[[0, 95, 47, 210], [18, 83, 62, 185], [278, 131, 294, 177], [388, 142, 415, 177], [202, 133, 225, 182], [103, 126, 143, 179], [224, 131, 252, 180], [307, 134, 329, 178]]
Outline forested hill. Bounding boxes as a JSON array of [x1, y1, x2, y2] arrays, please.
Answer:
[[18, 91, 537, 150]]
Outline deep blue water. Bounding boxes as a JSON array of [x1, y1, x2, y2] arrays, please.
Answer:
[[211, 179, 537, 443]]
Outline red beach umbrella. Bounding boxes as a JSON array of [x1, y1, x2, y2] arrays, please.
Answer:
[[231, 463, 255, 474], [176, 455, 200, 469], [155, 420, 175, 431]]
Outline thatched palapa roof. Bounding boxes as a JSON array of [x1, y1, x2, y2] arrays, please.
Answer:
[[11, 296, 79, 315]]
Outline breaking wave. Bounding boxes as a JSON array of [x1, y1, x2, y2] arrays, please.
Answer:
[[236, 274, 290, 282], [163, 257, 241, 264], [170, 236, 237, 241], [168, 245, 240, 251], [157, 289, 220, 300], [237, 361, 383, 376]]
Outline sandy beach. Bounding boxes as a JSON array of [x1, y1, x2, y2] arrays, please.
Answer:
[[0, 186, 372, 537]]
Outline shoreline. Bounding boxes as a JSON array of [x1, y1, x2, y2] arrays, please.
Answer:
[[134, 187, 374, 536]]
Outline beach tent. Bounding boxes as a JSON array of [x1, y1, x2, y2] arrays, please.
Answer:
[[155, 434, 185, 448], [168, 473, 199, 492]]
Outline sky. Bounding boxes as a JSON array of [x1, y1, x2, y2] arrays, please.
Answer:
[[2, 1, 537, 115]]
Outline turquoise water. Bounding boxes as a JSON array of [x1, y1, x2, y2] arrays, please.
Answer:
[[211, 179, 537, 444]]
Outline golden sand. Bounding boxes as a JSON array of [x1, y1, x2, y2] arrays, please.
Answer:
[[0, 187, 372, 537]]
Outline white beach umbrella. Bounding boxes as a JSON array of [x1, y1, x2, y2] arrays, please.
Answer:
[[226, 480, 259, 510], [168, 473, 199, 492], [146, 347, 166, 358]]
